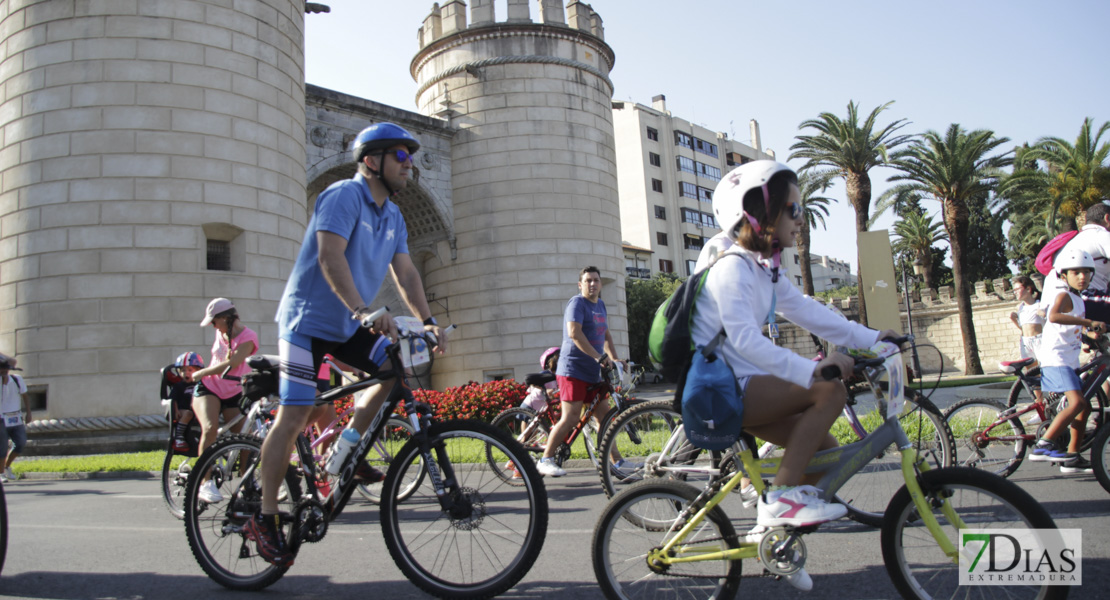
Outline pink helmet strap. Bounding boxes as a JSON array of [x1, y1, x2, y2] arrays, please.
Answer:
[[742, 182, 774, 234]]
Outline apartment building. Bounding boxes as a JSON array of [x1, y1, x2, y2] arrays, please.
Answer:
[[614, 95, 855, 294]]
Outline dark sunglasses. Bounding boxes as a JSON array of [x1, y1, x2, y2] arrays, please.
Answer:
[[785, 202, 801, 220], [387, 149, 414, 164]]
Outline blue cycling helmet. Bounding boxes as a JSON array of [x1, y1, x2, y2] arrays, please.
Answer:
[[351, 122, 420, 163], [175, 352, 204, 368]]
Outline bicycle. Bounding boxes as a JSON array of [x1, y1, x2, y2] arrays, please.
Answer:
[[486, 359, 641, 483], [0, 479, 6, 576], [184, 311, 549, 598], [597, 339, 955, 528], [946, 335, 1110, 478], [591, 340, 1068, 600], [160, 389, 276, 519]]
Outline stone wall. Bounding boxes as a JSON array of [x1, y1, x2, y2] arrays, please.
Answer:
[[774, 278, 1025, 374]]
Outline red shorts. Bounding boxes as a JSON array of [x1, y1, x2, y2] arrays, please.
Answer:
[[556, 375, 603, 405]]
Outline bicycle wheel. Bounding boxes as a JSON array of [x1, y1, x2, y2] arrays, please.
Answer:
[[1006, 376, 1039, 409], [834, 393, 955, 528], [945, 398, 1026, 477], [0, 480, 7, 577], [381, 420, 548, 598], [161, 442, 190, 519], [1091, 422, 1110, 494], [592, 479, 741, 600], [356, 416, 422, 504], [583, 419, 601, 469], [184, 434, 302, 591], [487, 407, 548, 484], [881, 467, 1069, 600], [597, 399, 708, 500]]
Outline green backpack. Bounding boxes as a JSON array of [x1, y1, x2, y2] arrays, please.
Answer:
[[647, 264, 717, 383]]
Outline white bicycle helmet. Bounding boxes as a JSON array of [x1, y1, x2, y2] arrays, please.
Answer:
[[712, 160, 796, 237], [1055, 247, 1095, 273]]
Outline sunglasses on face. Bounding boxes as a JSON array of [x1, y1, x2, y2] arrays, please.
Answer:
[[785, 202, 801, 220], [388, 149, 414, 164]]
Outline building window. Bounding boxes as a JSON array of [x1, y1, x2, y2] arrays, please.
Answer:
[[796, 276, 802, 286], [659, 259, 673, 273], [681, 208, 699, 225], [657, 232, 668, 246], [794, 254, 800, 265], [651, 178, 663, 192], [694, 137, 719, 158], [686, 260, 698, 276], [697, 186, 713, 203], [203, 223, 245, 272], [675, 131, 693, 149], [676, 156, 696, 174], [647, 126, 658, 141], [679, 181, 698, 199], [696, 162, 722, 181], [654, 205, 666, 219], [207, 240, 231, 271], [701, 212, 716, 228], [649, 152, 661, 167], [683, 234, 704, 250]]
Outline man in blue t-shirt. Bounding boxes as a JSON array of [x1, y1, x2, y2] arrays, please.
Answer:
[[246, 123, 448, 567], [538, 266, 623, 477]]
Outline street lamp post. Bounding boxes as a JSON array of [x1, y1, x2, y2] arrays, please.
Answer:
[[902, 265, 925, 381]]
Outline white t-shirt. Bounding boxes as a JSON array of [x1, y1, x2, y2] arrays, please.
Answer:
[[1039, 290, 1085, 368], [693, 232, 734, 273], [1040, 225, 1110, 308], [1015, 301, 1045, 326], [0, 374, 26, 414], [692, 248, 879, 389]]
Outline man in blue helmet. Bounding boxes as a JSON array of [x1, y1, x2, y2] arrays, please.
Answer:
[[245, 122, 449, 566]]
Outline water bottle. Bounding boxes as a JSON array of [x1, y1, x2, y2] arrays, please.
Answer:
[[324, 428, 360, 476]]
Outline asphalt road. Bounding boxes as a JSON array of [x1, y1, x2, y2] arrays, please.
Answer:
[[1, 380, 1107, 599]]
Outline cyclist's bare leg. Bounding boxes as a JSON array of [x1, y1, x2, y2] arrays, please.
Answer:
[[748, 414, 838, 486], [193, 394, 223, 457], [544, 399, 584, 459], [1042, 389, 1090, 453], [348, 379, 395, 435], [742, 375, 846, 487], [591, 400, 625, 462], [259, 404, 313, 514]]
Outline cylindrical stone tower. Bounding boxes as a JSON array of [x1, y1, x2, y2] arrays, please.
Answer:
[[0, 1, 307, 420], [412, 0, 626, 387]]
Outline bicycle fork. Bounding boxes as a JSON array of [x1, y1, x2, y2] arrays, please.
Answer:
[[898, 448, 963, 562]]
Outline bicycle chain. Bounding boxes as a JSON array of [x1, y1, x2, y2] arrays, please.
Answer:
[[642, 533, 787, 581]]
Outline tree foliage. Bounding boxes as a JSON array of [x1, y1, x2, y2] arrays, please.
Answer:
[[625, 273, 683, 365]]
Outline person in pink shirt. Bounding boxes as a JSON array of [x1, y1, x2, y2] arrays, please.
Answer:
[[187, 298, 259, 503]]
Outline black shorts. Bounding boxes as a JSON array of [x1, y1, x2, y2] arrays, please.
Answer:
[[193, 380, 244, 411], [278, 327, 388, 406]]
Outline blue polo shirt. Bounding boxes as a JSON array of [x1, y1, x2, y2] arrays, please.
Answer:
[[277, 174, 409, 341], [556, 295, 608, 383]]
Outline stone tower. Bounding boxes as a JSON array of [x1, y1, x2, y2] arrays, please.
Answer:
[[0, 1, 307, 419], [412, 0, 625, 386]]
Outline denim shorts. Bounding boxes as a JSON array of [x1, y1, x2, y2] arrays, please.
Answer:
[[1040, 366, 1082, 393], [1, 424, 27, 453]]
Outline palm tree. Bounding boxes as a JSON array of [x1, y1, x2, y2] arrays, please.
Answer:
[[888, 124, 1013, 375], [796, 169, 837, 296], [1026, 117, 1110, 227], [790, 100, 915, 324], [891, 211, 947, 292]]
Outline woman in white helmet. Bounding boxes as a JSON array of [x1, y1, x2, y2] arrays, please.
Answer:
[[692, 161, 899, 541], [1028, 247, 1106, 473]]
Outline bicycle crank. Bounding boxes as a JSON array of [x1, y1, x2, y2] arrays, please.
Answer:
[[294, 498, 328, 543], [757, 527, 808, 578]]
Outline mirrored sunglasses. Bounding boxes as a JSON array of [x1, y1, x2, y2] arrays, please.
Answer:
[[388, 149, 414, 164], [785, 202, 801, 220]]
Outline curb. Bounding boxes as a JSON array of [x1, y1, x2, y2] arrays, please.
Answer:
[[8, 470, 158, 482]]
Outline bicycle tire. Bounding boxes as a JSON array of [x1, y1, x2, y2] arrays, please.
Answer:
[[596, 399, 710, 500], [0, 481, 7, 577], [1006, 375, 1038, 409], [944, 397, 1026, 477], [582, 419, 601, 470], [356, 416, 422, 504], [1091, 421, 1110, 494], [161, 441, 189, 519], [834, 393, 955, 528], [184, 434, 302, 591], [881, 467, 1069, 600], [381, 420, 548, 599], [487, 407, 549, 485], [592, 479, 741, 600]]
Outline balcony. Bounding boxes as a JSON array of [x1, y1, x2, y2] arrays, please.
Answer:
[[626, 267, 652, 279]]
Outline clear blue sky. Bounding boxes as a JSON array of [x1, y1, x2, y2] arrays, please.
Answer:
[[305, 0, 1110, 272]]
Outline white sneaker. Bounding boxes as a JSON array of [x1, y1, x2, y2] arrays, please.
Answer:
[[0, 472, 7, 483], [611, 458, 642, 475], [198, 479, 224, 504], [756, 485, 847, 528], [1026, 413, 1043, 425], [536, 457, 566, 477], [783, 566, 813, 591], [3, 467, 13, 481], [740, 524, 768, 545], [739, 483, 759, 508]]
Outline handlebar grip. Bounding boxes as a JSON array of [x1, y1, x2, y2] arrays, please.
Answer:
[[820, 365, 841, 381], [359, 306, 389, 329], [426, 323, 457, 350]]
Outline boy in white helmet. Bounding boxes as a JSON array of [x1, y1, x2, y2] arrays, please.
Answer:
[[691, 160, 898, 591], [1028, 248, 1106, 473]]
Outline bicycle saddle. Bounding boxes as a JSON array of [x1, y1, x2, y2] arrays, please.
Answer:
[[998, 358, 1036, 374], [246, 355, 281, 372], [524, 372, 556, 387]]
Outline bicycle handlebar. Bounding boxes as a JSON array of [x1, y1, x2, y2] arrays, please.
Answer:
[[819, 334, 914, 381]]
